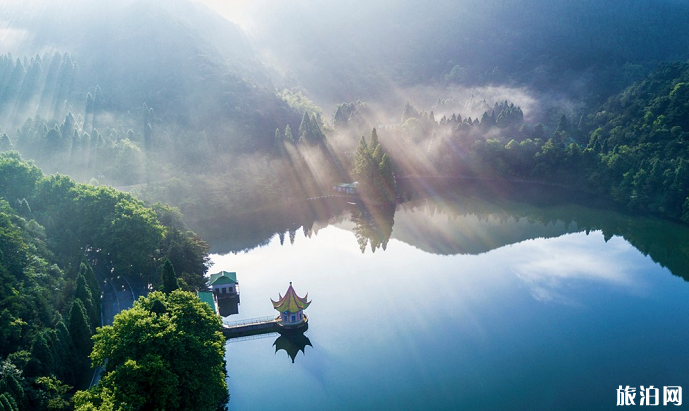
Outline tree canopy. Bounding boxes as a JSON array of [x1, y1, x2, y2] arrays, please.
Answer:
[[75, 291, 228, 411]]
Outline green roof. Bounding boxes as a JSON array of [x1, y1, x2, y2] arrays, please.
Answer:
[[198, 291, 216, 314], [209, 271, 237, 286]]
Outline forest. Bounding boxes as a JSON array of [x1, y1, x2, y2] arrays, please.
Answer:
[[1, 0, 689, 409], [0, 152, 216, 410]]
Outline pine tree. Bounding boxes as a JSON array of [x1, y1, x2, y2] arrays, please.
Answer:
[[68, 298, 92, 358], [401, 101, 419, 121], [370, 128, 380, 152], [79, 263, 100, 302], [379, 153, 397, 204], [352, 130, 397, 205], [161, 259, 179, 294], [556, 114, 569, 133], [0, 373, 24, 406], [75, 273, 98, 329], [0, 133, 12, 151], [284, 124, 294, 143], [0, 394, 17, 411], [26, 333, 53, 377], [298, 111, 312, 143], [54, 319, 75, 384]]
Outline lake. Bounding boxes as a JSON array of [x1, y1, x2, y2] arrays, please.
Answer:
[[205, 181, 689, 410]]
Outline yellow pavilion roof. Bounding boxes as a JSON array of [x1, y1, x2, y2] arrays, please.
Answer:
[[271, 282, 311, 313]]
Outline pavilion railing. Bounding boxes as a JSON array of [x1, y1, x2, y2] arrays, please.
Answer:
[[223, 316, 277, 329]]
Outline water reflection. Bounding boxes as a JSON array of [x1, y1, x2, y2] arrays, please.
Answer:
[[351, 206, 395, 253], [217, 295, 240, 317], [196, 179, 689, 282], [273, 327, 312, 363]]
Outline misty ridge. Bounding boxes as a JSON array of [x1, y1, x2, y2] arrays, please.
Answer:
[[0, 0, 689, 228]]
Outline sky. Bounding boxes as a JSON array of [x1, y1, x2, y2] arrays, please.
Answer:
[[192, 0, 258, 29]]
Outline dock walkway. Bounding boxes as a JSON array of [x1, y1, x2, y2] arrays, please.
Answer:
[[222, 316, 280, 339]]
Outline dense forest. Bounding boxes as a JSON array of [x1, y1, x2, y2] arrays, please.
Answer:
[[1, 0, 689, 408], [0, 152, 214, 410], [0, 0, 687, 230]]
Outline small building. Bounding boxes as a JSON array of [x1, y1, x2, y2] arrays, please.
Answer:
[[333, 182, 358, 194], [271, 282, 310, 328], [208, 271, 240, 317], [209, 271, 239, 299]]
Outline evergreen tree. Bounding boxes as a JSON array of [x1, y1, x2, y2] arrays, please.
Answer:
[[298, 111, 311, 143], [53, 320, 74, 383], [26, 332, 53, 377], [68, 298, 92, 360], [79, 263, 100, 303], [0, 394, 18, 411], [370, 128, 380, 151], [378, 153, 397, 204], [161, 259, 179, 294], [75, 273, 98, 329], [0, 372, 23, 406], [556, 114, 569, 133], [284, 124, 294, 143], [401, 101, 419, 121], [352, 130, 397, 206], [0, 134, 11, 151], [16, 198, 30, 217]]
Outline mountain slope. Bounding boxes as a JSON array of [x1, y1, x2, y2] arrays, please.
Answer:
[[0, 0, 298, 149]]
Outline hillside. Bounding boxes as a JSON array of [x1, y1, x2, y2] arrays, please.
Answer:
[[0, 0, 301, 156], [246, 0, 689, 110], [0, 151, 211, 409]]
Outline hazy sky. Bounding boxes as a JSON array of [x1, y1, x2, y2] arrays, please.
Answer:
[[193, 0, 258, 29]]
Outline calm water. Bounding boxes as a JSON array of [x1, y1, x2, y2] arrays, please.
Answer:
[[208, 185, 689, 411]]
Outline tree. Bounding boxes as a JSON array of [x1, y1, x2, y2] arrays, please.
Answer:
[[284, 124, 294, 143], [75, 273, 98, 330], [75, 291, 227, 411], [274, 128, 282, 153], [25, 332, 54, 377], [370, 128, 382, 161], [0, 394, 18, 411], [35, 376, 72, 410], [352, 130, 397, 206], [161, 259, 179, 294], [0, 370, 24, 407], [298, 111, 325, 144], [378, 153, 397, 204], [0, 134, 12, 151], [68, 298, 93, 376]]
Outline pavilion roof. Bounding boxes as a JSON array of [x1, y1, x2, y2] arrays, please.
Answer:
[[271, 282, 311, 313]]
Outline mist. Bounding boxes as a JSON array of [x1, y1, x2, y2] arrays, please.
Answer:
[[1, 0, 688, 232]]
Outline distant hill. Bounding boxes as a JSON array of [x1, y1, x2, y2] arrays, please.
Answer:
[[0, 0, 299, 151], [247, 0, 689, 108], [581, 62, 689, 220]]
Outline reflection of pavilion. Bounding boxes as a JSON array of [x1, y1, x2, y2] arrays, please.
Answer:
[[273, 326, 312, 363]]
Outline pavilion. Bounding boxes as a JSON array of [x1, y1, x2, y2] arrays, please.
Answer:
[[271, 282, 310, 329]]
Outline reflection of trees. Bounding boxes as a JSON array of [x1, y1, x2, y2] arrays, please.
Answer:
[[351, 205, 396, 253], [273, 329, 312, 363], [397, 178, 689, 282], [197, 198, 349, 254]]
